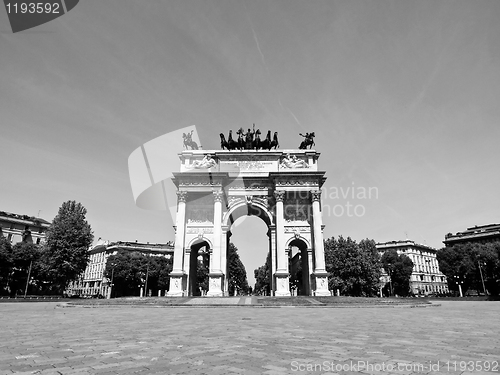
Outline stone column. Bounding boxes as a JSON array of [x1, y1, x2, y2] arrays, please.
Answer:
[[208, 191, 224, 296], [268, 227, 276, 296], [311, 190, 329, 296], [222, 230, 229, 296], [167, 191, 188, 297], [274, 190, 290, 296]]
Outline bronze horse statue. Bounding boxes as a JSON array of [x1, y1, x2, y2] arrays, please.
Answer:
[[220, 130, 239, 150], [299, 132, 315, 149], [227, 129, 238, 150], [253, 129, 262, 150], [219, 128, 279, 151], [261, 130, 271, 150], [270, 132, 279, 150], [220, 133, 229, 150]]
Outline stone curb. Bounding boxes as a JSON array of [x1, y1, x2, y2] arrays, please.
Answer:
[[59, 302, 437, 309]]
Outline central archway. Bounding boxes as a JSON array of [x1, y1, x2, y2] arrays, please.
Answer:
[[226, 210, 271, 295]]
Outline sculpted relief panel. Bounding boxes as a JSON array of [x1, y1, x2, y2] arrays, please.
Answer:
[[186, 194, 214, 224]]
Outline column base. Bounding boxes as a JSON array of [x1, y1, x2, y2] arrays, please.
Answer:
[[275, 290, 291, 297], [313, 272, 329, 296], [207, 272, 224, 297], [167, 272, 186, 297], [275, 271, 290, 297]]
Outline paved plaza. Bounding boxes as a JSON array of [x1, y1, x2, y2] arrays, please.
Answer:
[[0, 301, 498, 374]]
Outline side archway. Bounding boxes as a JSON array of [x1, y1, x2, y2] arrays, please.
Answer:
[[188, 239, 211, 296], [287, 238, 311, 296]]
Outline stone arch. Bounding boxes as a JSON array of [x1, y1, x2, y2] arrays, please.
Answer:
[[188, 239, 211, 296], [286, 235, 310, 250], [187, 237, 213, 250], [288, 238, 311, 296], [222, 199, 273, 229], [167, 149, 329, 297]]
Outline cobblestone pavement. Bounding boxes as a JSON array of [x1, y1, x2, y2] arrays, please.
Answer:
[[0, 301, 498, 374]]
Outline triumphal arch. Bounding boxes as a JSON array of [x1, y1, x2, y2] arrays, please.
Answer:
[[167, 144, 329, 297]]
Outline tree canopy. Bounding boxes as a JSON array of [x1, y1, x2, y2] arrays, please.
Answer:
[[437, 242, 500, 295], [10, 242, 43, 296], [227, 243, 249, 295], [324, 236, 382, 297], [0, 236, 46, 296], [254, 250, 271, 296], [104, 251, 172, 297], [380, 249, 414, 296], [41, 201, 93, 293], [0, 236, 13, 295]]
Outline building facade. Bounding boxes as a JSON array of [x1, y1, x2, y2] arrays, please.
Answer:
[[444, 223, 500, 247], [376, 240, 448, 296], [0, 210, 50, 245], [66, 240, 174, 298]]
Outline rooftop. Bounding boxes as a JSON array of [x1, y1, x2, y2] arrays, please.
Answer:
[[0, 210, 50, 226], [444, 223, 500, 243], [376, 240, 436, 251], [90, 240, 174, 253]]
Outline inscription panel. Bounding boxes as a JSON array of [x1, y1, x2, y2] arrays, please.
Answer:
[[219, 160, 278, 173]]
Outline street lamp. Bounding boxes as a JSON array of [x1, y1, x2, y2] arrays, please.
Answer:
[[478, 260, 487, 296], [425, 259, 433, 295], [144, 261, 149, 297], [454, 275, 464, 297], [107, 262, 115, 299], [387, 263, 393, 297], [23, 260, 33, 298]]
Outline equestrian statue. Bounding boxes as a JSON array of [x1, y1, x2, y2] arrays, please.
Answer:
[[299, 132, 315, 149], [183, 130, 199, 150]]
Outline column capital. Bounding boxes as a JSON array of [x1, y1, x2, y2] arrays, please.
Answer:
[[274, 190, 285, 202], [310, 190, 321, 202], [176, 191, 188, 203], [213, 190, 224, 202]]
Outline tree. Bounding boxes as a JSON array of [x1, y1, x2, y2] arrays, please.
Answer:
[[324, 236, 382, 297], [104, 251, 172, 297], [196, 257, 209, 295], [254, 250, 271, 295], [477, 242, 500, 296], [437, 242, 500, 296], [0, 236, 13, 295], [41, 201, 93, 294], [381, 249, 414, 296], [9, 242, 43, 296], [227, 243, 248, 296]]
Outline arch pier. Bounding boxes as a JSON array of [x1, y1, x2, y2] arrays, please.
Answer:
[[167, 150, 329, 297]]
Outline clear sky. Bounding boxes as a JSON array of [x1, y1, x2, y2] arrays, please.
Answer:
[[1, 0, 500, 287]]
